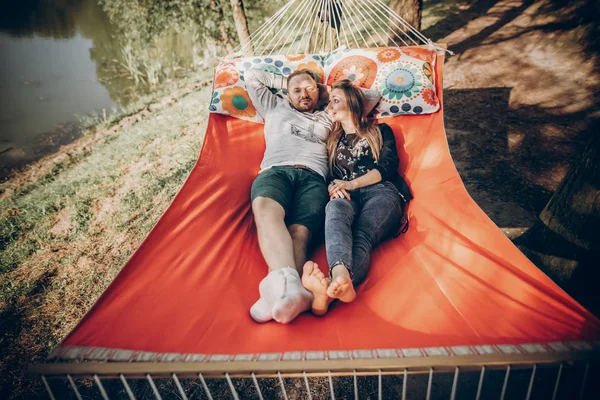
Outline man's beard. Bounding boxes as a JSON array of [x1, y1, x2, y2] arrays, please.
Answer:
[[292, 98, 314, 111]]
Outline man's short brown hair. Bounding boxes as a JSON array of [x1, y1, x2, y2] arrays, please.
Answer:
[[286, 69, 317, 87]]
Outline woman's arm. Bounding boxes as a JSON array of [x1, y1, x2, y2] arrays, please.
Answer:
[[373, 123, 399, 182], [329, 169, 382, 194]]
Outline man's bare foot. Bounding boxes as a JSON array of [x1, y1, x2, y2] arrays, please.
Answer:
[[301, 261, 331, 316], [327, 275, 356, 303]]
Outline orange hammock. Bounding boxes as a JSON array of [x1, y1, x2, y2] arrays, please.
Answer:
[[52, 55, 600, 363]]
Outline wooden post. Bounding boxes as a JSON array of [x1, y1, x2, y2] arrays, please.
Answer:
[[230, 0, 254, 56]]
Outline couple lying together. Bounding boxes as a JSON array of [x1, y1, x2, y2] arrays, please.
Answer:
[[246, 68, 411, 324]]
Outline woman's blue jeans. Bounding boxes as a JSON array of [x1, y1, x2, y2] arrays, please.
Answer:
[[325, 181, 404, 286]]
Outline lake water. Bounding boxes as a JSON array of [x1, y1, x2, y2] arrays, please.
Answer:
[[0, 1, 122, 179]]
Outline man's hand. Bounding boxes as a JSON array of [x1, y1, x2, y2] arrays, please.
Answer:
[[330, 189, 351, 200], [329, 179, 357, 194], [317, 83, 330, 107]]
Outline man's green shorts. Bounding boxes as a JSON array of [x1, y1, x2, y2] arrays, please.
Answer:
[[251, 166, 329, 234]]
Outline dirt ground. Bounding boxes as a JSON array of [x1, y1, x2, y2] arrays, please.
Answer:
[[438, 0, 598, 235]]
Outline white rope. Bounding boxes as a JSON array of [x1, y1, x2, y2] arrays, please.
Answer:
[[338, 0, 365, 48], [305, 0, 324, 53], [228, 0, 450, 58], [227, 0, 295, 58], [261, 0, 309, 56], [266, 0, 313, 56], [341, 0, 370, 47], [331, 0, 348, 50], [313, 0, 327, 53], [353, 0, 391, 46], [321, 0, 331, 52], [251, 1, 298, 57], [361, 0, 409, 46], [373, 0, 427, 45], [290, 0, 318, 54]]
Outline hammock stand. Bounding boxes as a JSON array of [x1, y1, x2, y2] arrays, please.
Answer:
[[30, 0, 600, 398]]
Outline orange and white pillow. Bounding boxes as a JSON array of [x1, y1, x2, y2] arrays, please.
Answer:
[[209, 46, 440, 122]]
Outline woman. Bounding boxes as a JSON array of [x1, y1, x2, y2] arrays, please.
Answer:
[[302, 79, 410, 316]]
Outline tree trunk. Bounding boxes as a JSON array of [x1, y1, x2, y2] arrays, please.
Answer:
[[211, 0, 234, 53], [515, 127, 600, 315], [388, 0, 423, 45], [229, 0, 253, 56]]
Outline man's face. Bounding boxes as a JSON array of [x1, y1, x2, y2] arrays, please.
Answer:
[[287, 75, 319, 112]]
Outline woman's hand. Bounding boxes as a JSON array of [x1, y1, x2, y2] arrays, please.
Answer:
[[330, 189, 351, 200], [329, 179, 357, 195]]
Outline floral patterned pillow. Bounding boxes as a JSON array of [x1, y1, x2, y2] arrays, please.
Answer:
[[209, 54, 326, 122], [323, 47, 440, 117]]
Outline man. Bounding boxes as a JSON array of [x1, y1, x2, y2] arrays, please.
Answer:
[[245, 68, 379, 324]]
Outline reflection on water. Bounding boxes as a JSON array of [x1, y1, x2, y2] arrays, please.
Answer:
[[0, 0, 286, 180]]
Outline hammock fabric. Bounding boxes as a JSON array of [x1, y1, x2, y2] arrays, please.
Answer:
[[53, 55, 600, 362]]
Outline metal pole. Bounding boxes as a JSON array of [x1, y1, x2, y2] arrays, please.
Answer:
[[197, 373, 213, 400], [475, 366, 486, 400], [450, 367, 459, 400], [225, 372, 239, 400], [278, 371, 289, 400], [146, 374, 163, 400], [353, 369, 359, 400], [426, 368, 433, 400], [119, 374, 136, 400], [579, 363, 589, 400], [402, 369, 407, 400], [328, 370, 336, 400], [303, 371, 313, 400], [500, 365, 511, 400], [252, 372, 265, 400], [551, 363, 563, 400], [66, 374, 83, 400], [378, 369, 382, 400], [94, 374, 110, 400], [172, 373, 188, 400], [525, 365, 537, 400], [41, 375, 56, 400]]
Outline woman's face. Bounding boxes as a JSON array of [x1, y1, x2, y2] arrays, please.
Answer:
[[327, 88, 351, 123]]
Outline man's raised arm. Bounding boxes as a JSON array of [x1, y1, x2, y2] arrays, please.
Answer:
[[244, 69, 286, 119]]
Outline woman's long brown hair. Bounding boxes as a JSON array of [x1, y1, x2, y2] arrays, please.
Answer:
[[327, 79, 382, 171]]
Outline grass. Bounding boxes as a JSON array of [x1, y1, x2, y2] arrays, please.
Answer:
[[0, 69, 212, 398]]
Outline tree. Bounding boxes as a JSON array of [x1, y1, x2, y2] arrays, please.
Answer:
[[515, 124, 600, 314], [230, 0, 253, 55], [388, 0, 423, 44]]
